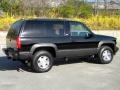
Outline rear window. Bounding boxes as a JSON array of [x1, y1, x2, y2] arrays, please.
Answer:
[[7, 20, 23, 38], [22, 20, 65, 37]]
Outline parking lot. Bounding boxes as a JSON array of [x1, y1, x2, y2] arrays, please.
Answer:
[[0, 43, 119, 90], [0, 31, 120, 90]]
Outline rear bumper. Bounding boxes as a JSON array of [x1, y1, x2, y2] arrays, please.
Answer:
[[2, 48, 31, 60]]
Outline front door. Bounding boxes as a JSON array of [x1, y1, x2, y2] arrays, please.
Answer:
[[69, 21, 99, 56]]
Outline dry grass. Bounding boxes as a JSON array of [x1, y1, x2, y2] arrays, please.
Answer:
[[0, 15, 120, 30]]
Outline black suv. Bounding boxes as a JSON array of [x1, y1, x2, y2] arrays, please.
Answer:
[[3, 19, 119, 73]]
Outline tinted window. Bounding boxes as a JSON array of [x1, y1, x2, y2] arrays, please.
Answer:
[[7, 20, 23, 38], [46, 21, 65, 37], [23, 20, 65, 37], [23, 21, 47, 37], [70, 22, 91, 37]]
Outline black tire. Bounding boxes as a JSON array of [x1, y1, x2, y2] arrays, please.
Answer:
[[32, 51, 53, 73], [97, 46, 113, 64]]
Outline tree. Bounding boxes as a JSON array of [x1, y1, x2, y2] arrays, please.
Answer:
[[78, 2, 93, 18], [59, 5, 75, 18], [0, 0, 22, 16], [58, 0, 92, 18], [104, 0, 107, 11]]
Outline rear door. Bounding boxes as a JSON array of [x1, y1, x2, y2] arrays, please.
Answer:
[[45, 21, 72, 57], [45, 21, 71, 48]]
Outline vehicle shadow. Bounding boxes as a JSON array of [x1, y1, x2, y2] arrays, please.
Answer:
[[0, 56, 97, 72], [0, 56, 25, 71]]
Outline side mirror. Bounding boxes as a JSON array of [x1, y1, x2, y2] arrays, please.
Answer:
[[86, 33, 93, 38]]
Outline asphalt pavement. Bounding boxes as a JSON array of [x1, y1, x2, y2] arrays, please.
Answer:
[[0, 44, 120, 90]]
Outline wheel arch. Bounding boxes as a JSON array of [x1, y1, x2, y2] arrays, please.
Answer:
[[30, 43, 57, 57], [98, 41, 115, 53]]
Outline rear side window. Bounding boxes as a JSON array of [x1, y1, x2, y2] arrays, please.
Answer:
[[7, 20, 23, 38], [22, 20, 65, 37], [23, 21, 47, 37]]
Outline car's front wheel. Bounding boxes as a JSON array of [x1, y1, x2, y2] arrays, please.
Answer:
[[32, 51, 53, 73], [97, 46, 113, 64]]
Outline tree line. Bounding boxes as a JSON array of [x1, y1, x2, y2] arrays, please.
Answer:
[[0, 0, 119, 18]]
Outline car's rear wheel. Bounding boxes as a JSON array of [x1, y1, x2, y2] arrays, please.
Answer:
[[97, 46, 113, 64], [32, 51, 53, 73]]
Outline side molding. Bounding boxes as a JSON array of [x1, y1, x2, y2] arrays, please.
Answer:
[[30, 43, 58, 54]]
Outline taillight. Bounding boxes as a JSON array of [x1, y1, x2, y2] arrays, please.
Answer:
[[16, 37, 21, 49]]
